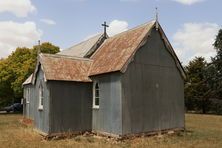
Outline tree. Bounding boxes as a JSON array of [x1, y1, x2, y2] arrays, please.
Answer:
[[30, 42, 60, 64], [0, 42, 60, 108], [211, 29, 222, 99], [214, 29, 222, 51], [0, 59, 14, 107], [33, 42, 60, 56], [185, 57, 210, 113], [184, 29, 222, 115]]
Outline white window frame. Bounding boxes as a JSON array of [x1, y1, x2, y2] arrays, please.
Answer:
[[26, 88, 30, 104], [93, 81, 100, 109], [38, 83, 44, 110]]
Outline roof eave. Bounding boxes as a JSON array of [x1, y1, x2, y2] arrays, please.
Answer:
[[46, 79, 92, 83], [89, 70, 122, 77]]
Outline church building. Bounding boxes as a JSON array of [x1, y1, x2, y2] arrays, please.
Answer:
[[23, 19, 186, 137]]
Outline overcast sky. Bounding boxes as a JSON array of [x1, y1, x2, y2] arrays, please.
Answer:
[[0, 0, 221, 65]]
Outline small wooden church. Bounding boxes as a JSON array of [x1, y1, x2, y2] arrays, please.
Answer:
[[23, 19, 186, 137]]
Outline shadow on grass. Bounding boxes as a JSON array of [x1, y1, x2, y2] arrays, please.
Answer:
[[0, 111, 22, 115], [186, 111, 222, 116]]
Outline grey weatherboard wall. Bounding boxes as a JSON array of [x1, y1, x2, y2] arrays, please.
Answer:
[[23, 84, 35, 120], [48, 81, 92, 134], [91, 27, 184, 136], [92, 73, 122, 136], [28, 65, 93, 135], [32, 67, 50, 134], [121, 28, 185, 135], [24, 26, 184, 137], [33, 66, 92, 135]]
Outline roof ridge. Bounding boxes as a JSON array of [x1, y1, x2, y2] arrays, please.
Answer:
[[108, 20, 155, 39], [89, 20, 155, 59], [40, 53, 93, 62], [63, 33, 104, 52], [89, 20, 156, 76]]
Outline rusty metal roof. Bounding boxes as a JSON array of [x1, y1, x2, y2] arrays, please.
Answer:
[[89, 21, 186, 79], [39, 54, 92, 82], [57, 33, 107, 57], [23, 74, 33, 86], [28, 20, 185, 84], [89, 21, 156, 76]]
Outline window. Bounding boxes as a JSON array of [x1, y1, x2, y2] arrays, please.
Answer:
[[26, 88, 30, 104], [38, 84, 44, 110], [93, 82, 100, 109]]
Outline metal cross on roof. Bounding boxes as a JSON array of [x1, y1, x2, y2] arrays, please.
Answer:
[[102, 21, 109, 34]]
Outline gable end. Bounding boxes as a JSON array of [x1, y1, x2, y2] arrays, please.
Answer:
[[121, 22, 186, 80]]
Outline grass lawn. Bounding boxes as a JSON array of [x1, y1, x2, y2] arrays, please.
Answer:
[[0, 114, 222, 148]]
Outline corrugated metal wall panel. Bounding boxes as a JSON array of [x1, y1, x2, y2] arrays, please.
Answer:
[[32, 68, 50, 134], [121, 28, 185, 135], [23, 85, 35, 120], [48, 81, 92, 134], [92, 73, 122, 135]]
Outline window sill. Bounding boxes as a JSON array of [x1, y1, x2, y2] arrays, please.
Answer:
[[93, 106, 99, 110], [26, 102, 30, 104], [38, 107, 43, 111]]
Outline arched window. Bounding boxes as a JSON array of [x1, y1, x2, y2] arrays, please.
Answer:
[[93, 82, 100, 109], [38, 83, 44, 110]]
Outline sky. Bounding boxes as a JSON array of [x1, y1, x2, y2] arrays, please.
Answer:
[[0, 0, 221, 65]]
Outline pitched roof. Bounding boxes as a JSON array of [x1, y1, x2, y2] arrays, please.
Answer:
[[28, 20, 186, 84], [89, 20, 186, 79], [23, 74, 33, 86], [36, 54, 92, 82], [57, 33, 107, 58], [89, 21, 156, 76]]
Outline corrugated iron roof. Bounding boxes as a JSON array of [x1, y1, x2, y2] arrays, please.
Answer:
[[89, 20, 186, 79], [39, 54, 92, 82], [89, 21, 156, 76], [23, 74, 33, 86], [57, 33, 107, 57], [27, 20, 185, 84]]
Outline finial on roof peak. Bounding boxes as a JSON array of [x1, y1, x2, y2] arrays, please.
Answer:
[[155, 7, 159, 30], [38, 40, 41, 55]]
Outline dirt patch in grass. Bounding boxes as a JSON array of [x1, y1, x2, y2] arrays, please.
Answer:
[[0, 114, 222, 148]]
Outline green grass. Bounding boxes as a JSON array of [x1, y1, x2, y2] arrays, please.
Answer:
[[0, 114, 222, 148]]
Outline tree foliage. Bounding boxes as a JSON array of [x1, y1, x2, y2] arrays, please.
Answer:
[[214, 29, 222, 51], [185, 28, 222, 114], [211, 29, 222, 98], [0, 42, 60, 107], [185, 57, 210, 113]]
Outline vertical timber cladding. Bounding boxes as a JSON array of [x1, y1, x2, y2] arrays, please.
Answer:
[[33, 67, 50, 134], [92, 73, 122, 136], [23, 86, 28, 117], [29, 85, 35, 120], [48, 81, 92, 134], [23, 84, 35, 120], [121, 28, 185, 135]]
